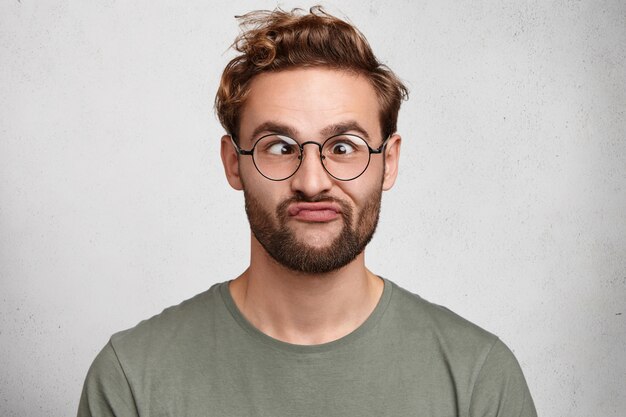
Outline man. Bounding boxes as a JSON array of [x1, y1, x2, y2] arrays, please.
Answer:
[[78, 7, 536, 417]]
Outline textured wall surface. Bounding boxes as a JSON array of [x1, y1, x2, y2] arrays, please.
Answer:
[[1, 1, 624, 416]]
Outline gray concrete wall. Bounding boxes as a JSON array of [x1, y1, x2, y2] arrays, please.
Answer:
[[1, 1, 624, 416]]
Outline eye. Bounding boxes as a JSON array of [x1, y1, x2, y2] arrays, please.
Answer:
[[267, 141, 296, 155], [259, 135, 299, 156], [327, 137, 361, 155], [331, 142, 354, 155]]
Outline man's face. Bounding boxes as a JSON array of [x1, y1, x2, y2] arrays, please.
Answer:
[[221, 68, 400, 273]]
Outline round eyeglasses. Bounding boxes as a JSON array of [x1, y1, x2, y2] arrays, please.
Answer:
[[230, 133, 389, 181]]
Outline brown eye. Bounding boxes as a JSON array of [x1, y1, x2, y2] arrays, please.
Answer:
[[258, 135, 299, 156], [268, 142, 296, 155], [329, 141, 356, 155]]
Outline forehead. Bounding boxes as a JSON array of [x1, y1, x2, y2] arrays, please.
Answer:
[[239, 68, 381, 141]]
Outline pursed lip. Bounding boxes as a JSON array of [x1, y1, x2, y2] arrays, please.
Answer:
[[287, 201, 341, 216]]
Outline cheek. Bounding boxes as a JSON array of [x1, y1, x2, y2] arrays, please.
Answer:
[[242, 175, 290, 212], [342, 178, 382, 213], [367, 155, 386, 176], [238, 155, 267, 190], [345, 162, 384, 198], [238, 158, 259, 183]]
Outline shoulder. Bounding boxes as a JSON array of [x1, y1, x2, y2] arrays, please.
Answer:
[[382, 279, 509, 378], [382, 279, 537, 416], [385, 279, 498, 351], [108, 281, 228, 362], [78, 282, 231, 416]]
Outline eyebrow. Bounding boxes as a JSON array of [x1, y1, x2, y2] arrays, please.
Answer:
[[250, 121, 299, 141], [249, 120, 372, 142], [320, 121, 371, 141]]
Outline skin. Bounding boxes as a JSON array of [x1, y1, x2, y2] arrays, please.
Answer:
[[220, 68, 401, 345]]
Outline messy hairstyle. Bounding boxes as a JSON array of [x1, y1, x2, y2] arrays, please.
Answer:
[[215, 6, 408, 141]]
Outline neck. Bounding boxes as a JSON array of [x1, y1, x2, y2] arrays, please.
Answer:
[[228, 236, 384, 345]]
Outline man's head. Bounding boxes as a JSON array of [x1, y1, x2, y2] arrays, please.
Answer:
[[217, 7, 407, 274]]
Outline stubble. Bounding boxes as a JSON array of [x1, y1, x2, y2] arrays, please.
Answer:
[[243, 186, 383, 274]]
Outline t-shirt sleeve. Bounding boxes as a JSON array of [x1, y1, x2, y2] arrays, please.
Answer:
[[469, 339, 537, 417], [77, 341, 139, 417]]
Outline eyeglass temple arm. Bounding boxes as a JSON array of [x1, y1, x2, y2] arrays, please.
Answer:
[[229, 136, 253, 155], [370, 136, 391, 154]]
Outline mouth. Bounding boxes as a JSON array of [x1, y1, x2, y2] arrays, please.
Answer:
[[287, 202, 342, 222]]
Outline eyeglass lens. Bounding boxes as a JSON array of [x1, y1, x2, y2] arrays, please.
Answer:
[[252, 134, 371, 181]]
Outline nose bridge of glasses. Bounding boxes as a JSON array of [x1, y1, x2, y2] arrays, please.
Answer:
[[292, 140, 334, 188], [298, 141, 325, 160]]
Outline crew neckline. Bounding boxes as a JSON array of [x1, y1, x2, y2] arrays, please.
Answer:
[[219, 277, 393, 354]]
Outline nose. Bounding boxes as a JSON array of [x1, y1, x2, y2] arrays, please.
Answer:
[[290, 142, 333, 197]]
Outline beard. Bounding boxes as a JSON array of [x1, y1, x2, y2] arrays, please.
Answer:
[[243, 185, 383, 274]]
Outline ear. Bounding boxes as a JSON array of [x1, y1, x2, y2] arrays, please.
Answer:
[[382, 134, 401, 191], [220, 135, 243, 190]]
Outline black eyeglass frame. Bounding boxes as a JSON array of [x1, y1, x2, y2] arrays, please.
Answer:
[[230, 133, 390, 182]]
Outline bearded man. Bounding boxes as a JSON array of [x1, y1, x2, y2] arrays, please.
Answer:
[[78, 7, 536, 417]]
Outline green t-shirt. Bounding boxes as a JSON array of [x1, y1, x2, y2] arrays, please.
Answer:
[[78, 278, 536, 417]]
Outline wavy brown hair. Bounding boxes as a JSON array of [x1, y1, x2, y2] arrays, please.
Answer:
[[215, 6, 408, 141]]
